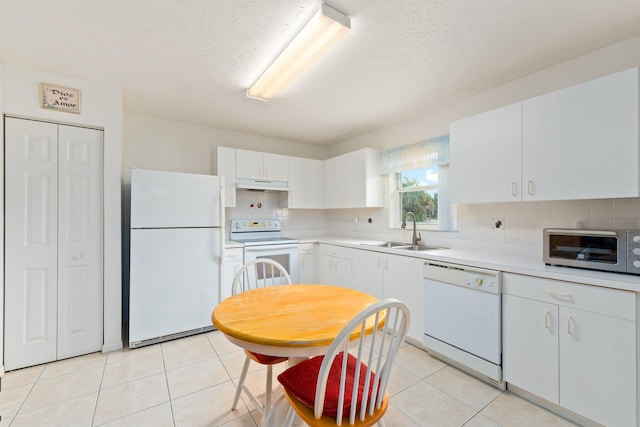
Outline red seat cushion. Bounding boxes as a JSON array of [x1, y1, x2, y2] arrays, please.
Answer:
[[278, 352, 376, 417], [246, 350, 287, 365]]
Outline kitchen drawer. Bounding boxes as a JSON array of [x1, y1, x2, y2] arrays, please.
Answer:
[[299, 243, 315, 255], [319, 244, 351, 260], [502, 273, 636, 320], [223, 248, 243, 262]]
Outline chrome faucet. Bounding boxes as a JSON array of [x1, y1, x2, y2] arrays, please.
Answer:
[[401, 211, 422, 245]]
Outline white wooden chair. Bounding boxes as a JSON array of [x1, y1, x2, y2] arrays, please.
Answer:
[[276, 299, 410, 427], [231, 258, 292, 419]]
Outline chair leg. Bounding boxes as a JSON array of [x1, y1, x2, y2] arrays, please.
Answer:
[[232, 356, 251, 410], [265, 365, 273, 419], [264, 395, 290, 427], [283, 407, 296, 427]]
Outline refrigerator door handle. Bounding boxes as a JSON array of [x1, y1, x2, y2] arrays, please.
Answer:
[[218, 176, 225, 305]]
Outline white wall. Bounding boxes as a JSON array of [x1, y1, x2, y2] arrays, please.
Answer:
[[122, 113, 326, 183], [323, 35, 640, 255], [0, 63, 123, 363], [331, 35, 640, 157]]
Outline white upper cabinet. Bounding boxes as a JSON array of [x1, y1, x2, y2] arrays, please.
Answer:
[[522, 68, 639, 201], [450, 68, 640, 203], [450, 103, 522, 203], [216, 146, 236, 207], [236, 148, 288, 181], [323, 148, 382, 209], [288, 156, 323, 209]]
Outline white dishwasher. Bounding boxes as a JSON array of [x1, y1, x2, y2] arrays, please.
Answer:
[[423, 261, 503, 388]]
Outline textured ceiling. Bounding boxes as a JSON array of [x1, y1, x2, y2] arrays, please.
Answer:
[[1, 0, 640, 145]]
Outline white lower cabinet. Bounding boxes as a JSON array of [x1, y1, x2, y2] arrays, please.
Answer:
[[502, 295, 559, 402], [351, 250, 384, 299], [299, 243, 316, 283], [222, 247, 243, 301], [380, 255, 423, 342], [344, 249, 424, 341], [559, 306, 636, 425], [317, 244, 351, 288], [502, 273, 637, 426]]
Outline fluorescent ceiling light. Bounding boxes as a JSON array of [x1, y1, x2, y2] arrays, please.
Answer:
[[247, 3, 351, 101]]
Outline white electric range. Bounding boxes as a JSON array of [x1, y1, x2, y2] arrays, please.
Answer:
[[230, 219, 300, 283]]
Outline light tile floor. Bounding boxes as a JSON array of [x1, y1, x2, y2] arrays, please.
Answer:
[[0, 331, 577, 426]]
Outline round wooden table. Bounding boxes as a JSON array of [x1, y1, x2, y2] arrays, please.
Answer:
[[211, 284, 379, 359]]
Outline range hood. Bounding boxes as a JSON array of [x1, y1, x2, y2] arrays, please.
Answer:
[[235, 178, 290, 192]]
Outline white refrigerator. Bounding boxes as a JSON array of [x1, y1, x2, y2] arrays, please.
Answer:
[[129, 169, 224, 348]]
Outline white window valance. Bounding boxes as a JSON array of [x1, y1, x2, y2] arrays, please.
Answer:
[[381, 135, 449, 175]]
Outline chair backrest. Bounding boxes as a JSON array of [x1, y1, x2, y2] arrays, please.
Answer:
[[232, 258, 292, 295], [315, 299, 410, 425]]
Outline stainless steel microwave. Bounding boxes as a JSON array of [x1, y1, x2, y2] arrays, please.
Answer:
[[543, 228, 640, 275]]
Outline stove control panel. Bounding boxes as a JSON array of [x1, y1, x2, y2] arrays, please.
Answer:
[[231, 219, 282, 232]]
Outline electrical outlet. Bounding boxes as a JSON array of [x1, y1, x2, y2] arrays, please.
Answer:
[[492, 218, 506, 230]]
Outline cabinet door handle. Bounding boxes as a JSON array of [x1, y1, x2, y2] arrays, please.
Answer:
[[567, 315, 573, 335], [384, 257, 389, 270], [527, 180, 533, 196], [544, 310, 550, 329], [258, 167, 263, 178], [546, 290, 572, 299], [376, 257, 381, 268], [511, 182, 517, 197]]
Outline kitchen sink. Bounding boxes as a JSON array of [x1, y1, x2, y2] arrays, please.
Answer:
[[394, 244, 448, 251], [362, 242, 448, 251], [362, 241, 411, 248], [394, 245, 449, 252]]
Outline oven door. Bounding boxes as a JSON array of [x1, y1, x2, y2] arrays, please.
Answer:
[[243, 243, 300, 283]]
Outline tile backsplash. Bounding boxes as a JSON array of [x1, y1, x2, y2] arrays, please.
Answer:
[[226, 191, 329, 237], [452, 198, 640, 256], [227, 191, 640, 258]]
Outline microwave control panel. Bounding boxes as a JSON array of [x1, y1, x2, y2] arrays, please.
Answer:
[[627, 231, 640, 273]]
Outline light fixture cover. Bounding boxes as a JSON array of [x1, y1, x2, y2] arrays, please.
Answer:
[[247, 3, 351, 101]]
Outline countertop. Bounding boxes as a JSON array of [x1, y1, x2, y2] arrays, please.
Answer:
[[308, 236, 640, 293], [224, 240, 244, 249]]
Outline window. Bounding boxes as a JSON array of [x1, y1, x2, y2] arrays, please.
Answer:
[[399, 166, 439, 224], [382, 135, 450, 230]]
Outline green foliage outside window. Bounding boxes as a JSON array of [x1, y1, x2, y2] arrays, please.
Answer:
[[400, 172, 438, 224]]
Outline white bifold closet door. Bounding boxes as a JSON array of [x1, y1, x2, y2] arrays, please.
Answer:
[[4, 117, 103, 371]]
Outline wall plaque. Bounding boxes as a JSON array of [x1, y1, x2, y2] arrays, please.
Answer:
[[40, 83, 80, 114]]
